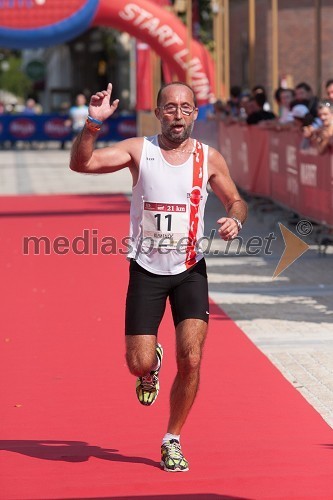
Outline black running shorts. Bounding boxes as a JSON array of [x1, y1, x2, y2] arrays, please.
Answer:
[[125, 258, 209, 335]]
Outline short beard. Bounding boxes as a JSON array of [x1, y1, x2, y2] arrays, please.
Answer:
[[164, 121, 194, 143]]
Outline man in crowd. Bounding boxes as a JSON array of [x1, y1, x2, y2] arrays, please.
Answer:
[[246, 92, 276, 125], [66, 93, 89, 136], [294, 82, 319, 118]]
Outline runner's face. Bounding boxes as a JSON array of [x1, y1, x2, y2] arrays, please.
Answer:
[[156, 85, 198, 143]]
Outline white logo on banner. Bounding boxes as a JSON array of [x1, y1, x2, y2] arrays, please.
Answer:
[[300, 163, 317, 187]]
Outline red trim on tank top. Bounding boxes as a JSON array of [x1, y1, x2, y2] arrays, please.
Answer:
[[185, 141, 204, 269]]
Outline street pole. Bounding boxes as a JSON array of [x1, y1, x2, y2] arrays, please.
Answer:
[[152, 50, 161, 109], [186, 0, 192, 85], [271, 0, 279, 113], [212, 0, 223, 99], [223, 0, 230, 99], [249, 0, 256, 90], [315, 0, 322, 97], [129, 38, 136, 111]]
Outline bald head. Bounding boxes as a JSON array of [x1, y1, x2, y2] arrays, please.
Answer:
[[157, 82, 197, 108]]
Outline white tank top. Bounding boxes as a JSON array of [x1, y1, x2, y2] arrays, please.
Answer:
[[128, 135, 209, 275]]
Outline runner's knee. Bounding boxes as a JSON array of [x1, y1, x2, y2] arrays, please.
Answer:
[[177, 350, 202, 376], [125, 336, 157, 376], [175, 319, 207, 376]]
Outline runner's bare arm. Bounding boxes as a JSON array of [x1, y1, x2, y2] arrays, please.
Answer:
[[208, 147, 248, 240], [69, 82, 141, 174], [70, 135, 142, 174]]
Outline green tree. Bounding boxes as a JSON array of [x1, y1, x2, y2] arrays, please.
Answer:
[[198, 0, 214, 51], [0, 53, 33, 99], [171, 0, 214, 52]]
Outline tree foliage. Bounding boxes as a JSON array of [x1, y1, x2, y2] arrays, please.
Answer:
[[197, 0, 214, 52], [171, 0, 214, 52], [0, 52, 33, 99]]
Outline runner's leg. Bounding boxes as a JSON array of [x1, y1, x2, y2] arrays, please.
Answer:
[[167, 318, 207, 435]]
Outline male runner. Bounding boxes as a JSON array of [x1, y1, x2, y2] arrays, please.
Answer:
[[70, 82, 247, 472]]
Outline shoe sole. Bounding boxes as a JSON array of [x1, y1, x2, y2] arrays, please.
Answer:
[[160, 461, 189, 472], [136, 385, 159, 406]]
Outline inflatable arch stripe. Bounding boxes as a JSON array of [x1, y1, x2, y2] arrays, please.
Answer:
[[0, 0, 215, 104], [93, 1, 215, 104]]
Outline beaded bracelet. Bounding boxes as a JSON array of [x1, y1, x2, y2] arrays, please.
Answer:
[[85, 119, 101, 132]]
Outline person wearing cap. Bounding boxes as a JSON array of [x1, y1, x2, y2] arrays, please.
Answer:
[[291, 104, 313, 126], [289, 103, 317, 149], [308, 100, 333, 154]]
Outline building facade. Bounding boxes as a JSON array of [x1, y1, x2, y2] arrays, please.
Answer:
[[229, 0, 333, 99]]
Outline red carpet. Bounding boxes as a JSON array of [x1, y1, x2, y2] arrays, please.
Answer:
[[1, 194, 333, 500]]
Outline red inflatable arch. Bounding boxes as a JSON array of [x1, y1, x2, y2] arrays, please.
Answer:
[[93, 0, 216, 105]]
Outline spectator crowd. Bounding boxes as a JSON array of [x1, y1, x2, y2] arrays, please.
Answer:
[[208, 79, 333, 155], [2, 81, 333, 155]]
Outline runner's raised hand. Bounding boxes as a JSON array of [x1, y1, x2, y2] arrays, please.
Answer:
[[89, 83, 119, 122]]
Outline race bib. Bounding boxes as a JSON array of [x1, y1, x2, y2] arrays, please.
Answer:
[[142, 201, 188, 249]]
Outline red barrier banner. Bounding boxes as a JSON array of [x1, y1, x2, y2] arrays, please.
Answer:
[[219, 122, 270, 197], [219, 122, 248, 188], [269, 130, 301, 213], [269, 130, 333, 225], [247, 126, 270, 197], [214, 122, 333, 227], [298, 148, 333, 226]]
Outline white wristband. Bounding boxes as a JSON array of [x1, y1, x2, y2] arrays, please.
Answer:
[[231, 217, 242, 231]]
